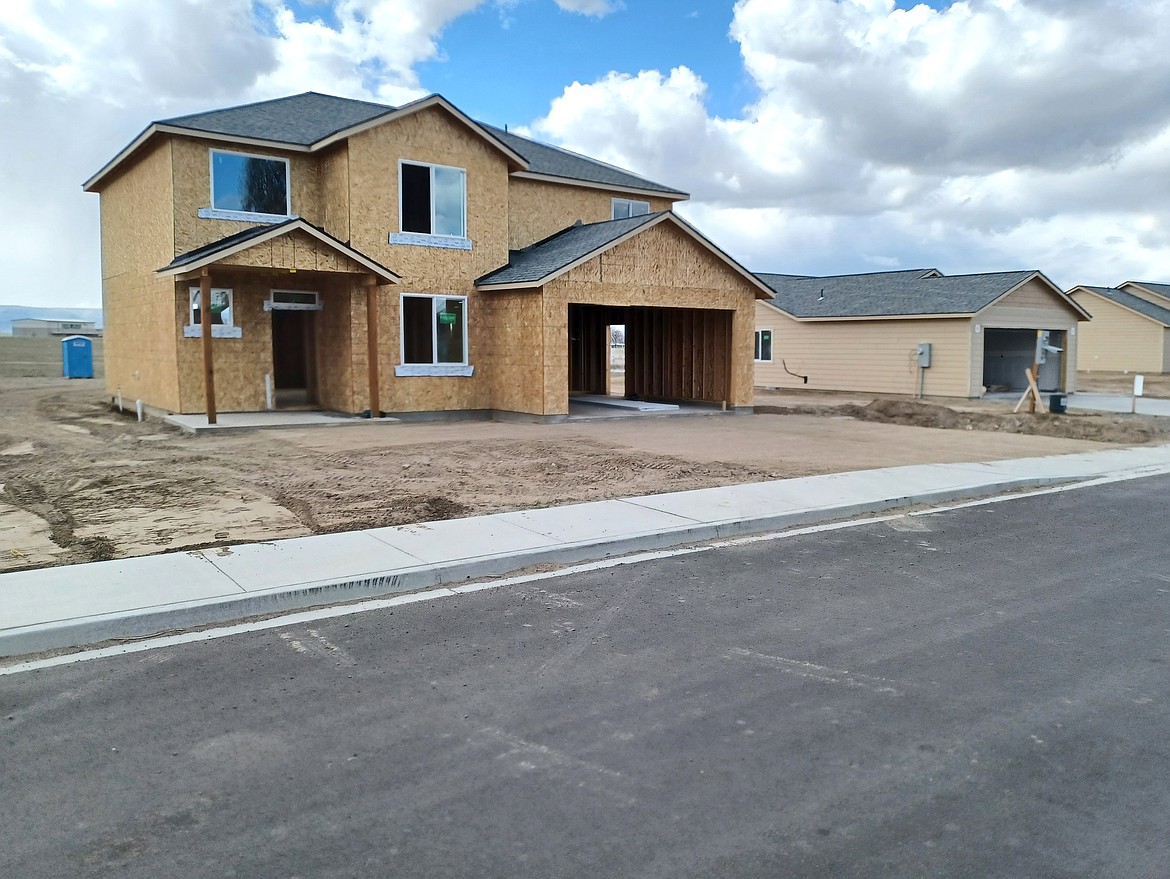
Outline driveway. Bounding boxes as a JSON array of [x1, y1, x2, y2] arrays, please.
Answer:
[[1069, 392, 1170, 416]]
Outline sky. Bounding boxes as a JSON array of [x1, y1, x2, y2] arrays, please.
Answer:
[[2, 0, 1169, 309]]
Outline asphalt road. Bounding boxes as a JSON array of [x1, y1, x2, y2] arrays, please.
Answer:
[[4, 476, 1169, 878]]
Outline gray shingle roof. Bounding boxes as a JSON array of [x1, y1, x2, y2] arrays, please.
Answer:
[[756, 269, 1038, 318], [1080, 286, 1170, 326], [157, 92, 683, 195], [1125, 281, 1170, 302], [476, 213, 663, 286], [161, 92, 393, 146], [481, 125, 686, 195]]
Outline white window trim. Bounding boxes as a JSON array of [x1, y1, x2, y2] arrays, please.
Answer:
[[207, 148, 292, 221], [185, 286, 242, 338], [395, 293, 472, 377], [395, 159, 469, 247], [264, 289, 322, 312], [754, 329, 773, 363], [612, 197, 651, 220]]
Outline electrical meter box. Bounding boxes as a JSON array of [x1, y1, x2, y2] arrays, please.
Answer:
[[916, 342, 932, 368]]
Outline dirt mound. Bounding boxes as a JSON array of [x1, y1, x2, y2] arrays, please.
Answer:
[[759, 399, 1160, 444]]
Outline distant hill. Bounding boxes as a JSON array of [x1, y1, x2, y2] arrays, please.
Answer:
[[0, 305, 103, 334]]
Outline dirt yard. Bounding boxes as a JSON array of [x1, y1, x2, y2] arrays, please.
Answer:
[[1, 374, 1163, 574]]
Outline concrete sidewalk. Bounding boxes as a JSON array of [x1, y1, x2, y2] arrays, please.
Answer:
[[5, 443, 1170, 659]]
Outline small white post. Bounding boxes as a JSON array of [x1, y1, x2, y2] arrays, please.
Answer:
[[1133, 374, 1144, 414], [135, 399, 144, 422], [116, 388, 123, 412], [264, 373, 274, 411]]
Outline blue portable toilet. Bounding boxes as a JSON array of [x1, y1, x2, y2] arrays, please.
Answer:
[[61, 335, 94, 379]]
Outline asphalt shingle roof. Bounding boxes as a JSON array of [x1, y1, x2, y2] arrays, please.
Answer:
[[482, 125, 686, 195], [162, 93, 393, 146], [477, 212, 664, 286], [158, 92, 683, 195], [755, 268, 1037, 318], [1125, 281, 1170, 302], [1081, 286, 1170, 326]]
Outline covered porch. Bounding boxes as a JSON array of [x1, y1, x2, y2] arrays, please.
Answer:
[[156, 219, 400, 422]]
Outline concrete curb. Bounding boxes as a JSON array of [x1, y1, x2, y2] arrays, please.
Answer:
[[0, 470, 1082, 659]]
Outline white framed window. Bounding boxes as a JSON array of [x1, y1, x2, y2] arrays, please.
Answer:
[[390, 160, 470, 250], [754, 329, 773, 362], [612, 197, 650, 220], [395, 294, 473, 377], [264, 290, 322, 311], [201, 149, 291, 222], [185, 287, 242, 338]]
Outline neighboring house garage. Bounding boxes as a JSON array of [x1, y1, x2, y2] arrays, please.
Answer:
[[753, 269, 1090, 398], [477, 211, 772, 415], [1068, 283, 1170, 374]]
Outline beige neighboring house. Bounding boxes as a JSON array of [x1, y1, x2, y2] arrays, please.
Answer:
[[83, 91, 770, 422], [1068, 283, 1170, 373], [753, 269, 1090, 398]]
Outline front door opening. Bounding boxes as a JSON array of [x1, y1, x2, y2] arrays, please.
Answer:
[[271, 310, 317, 407]]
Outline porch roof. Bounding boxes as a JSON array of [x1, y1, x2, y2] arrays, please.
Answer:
[[156, 218, 400, 284]]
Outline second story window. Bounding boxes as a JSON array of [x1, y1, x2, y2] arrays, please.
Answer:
[[400, 161, 466, 238], [612, 198, 650, 220], [210, 149, 290, 219]]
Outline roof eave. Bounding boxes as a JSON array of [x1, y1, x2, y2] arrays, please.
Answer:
[[510, 170, 688, 200], [1069, 286, 1169, 327]]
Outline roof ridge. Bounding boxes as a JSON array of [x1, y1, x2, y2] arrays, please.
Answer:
[[163, 91, 395, 125]]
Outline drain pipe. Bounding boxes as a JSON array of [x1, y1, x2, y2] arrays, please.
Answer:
[[264, 373, 274, 411]]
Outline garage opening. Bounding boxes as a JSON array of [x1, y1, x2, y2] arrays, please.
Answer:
[[983, 328, 1064, 392], [569, 304, 732, 405]]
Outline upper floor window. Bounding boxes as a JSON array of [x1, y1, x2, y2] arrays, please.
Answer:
[[400, 161, 466, 238], [210, 149, 290, 219], [612, 198, 650, 220]]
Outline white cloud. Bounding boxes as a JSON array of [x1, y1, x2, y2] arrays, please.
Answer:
[[553, 0, 621, 17], [532, 0, 1170, 287]]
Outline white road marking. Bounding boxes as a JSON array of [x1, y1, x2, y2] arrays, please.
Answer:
[[478, 725, 635, 806], [727, 647, 903, 696], [5, 464, 1170, 676]]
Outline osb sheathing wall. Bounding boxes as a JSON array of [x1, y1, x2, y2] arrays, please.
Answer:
[[170, 137, 323, 255], [175, 272, 360, 413], [973, 278, 1082, 394], [538, 221, 758, 416], [98, 138, 182, 411], [508, 178, 678, 250], [754, 302, 974, 397], [346, 106, 511, 413], [482, 291, 547, 414]]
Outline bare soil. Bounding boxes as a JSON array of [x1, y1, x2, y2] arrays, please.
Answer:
[[0, 376, 1157, 574]]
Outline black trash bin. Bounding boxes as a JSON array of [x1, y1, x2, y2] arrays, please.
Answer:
[[1049, 393, 1067, 414]]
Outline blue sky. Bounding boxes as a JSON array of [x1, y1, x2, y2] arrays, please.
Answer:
[[2, 0, 1169, 307]]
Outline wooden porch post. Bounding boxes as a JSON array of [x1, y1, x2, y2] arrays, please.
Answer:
[[200, 268, 217, 424], [365, 275, 380, 418]]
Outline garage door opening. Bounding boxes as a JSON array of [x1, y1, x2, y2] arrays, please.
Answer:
[[983, 328, 1064, 392], [568, 304, 733, 406]]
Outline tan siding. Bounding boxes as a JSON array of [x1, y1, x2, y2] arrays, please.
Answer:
[[1120, 283, 1170, 309], [978, 278, 1083, 327], [507, 178, 676, 250], [753, 303, 974, 397], [1069, 290, 1164, 373], [98, 138, 181, 410]]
